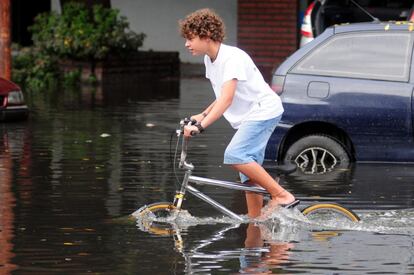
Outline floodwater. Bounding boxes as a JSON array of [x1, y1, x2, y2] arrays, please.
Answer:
[[1, 77, 414, 274]]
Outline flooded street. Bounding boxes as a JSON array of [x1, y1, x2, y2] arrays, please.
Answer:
[[1, 77, 414, 274]]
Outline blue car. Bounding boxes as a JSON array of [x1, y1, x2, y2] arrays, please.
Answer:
[[267, 21, 414, 173]]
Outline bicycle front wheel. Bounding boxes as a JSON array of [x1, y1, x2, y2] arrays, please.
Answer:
[[134, 202, 177, 235], [136, 202, 176, 218], [301, 203, 360, 222]]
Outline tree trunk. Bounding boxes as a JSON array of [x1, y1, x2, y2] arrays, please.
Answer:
[[0, 0, 11, 80]]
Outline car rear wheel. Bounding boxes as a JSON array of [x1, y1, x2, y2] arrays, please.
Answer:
[[283, 135, 350, 174]]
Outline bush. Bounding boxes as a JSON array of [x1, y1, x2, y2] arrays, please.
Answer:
[[62, 68, 82, 88], [15, 2, 146, 88], [31, 3, 145, 61], [12, 44, 59, 92]]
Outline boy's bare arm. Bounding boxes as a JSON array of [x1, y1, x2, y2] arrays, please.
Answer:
[[203, 100, 216, 116], [192, 100, 216, 122], [184, 79, 236, 137]]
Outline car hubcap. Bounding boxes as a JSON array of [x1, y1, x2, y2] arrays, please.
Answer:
[[294, 147, 338, 174]]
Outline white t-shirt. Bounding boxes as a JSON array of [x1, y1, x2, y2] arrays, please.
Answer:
[[204, 44, 284, 129]]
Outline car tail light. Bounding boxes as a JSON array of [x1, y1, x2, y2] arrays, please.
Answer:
[[410, 11, 414, 22], [301, 1, 315, 38], [271, 75, 286, 95], [6, 91, 25, 105]]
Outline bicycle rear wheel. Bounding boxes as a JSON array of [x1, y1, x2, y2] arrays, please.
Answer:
[[134, 202, 177, 235], [301, 203, 360, 222]]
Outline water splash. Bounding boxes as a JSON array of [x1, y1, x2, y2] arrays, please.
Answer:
[[351, 208, 414, 235], [134, 206, 414, 237], [134, 209, 241, 235]]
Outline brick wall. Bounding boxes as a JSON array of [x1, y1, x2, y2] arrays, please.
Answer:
[[238, 0, 298, 82]]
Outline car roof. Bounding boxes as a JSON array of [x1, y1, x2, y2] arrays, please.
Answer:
[[333, 21, 414, 33], [0, 77, 20, 95]]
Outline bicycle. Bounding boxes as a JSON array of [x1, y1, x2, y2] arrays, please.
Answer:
[[134, 119, 360, 231]]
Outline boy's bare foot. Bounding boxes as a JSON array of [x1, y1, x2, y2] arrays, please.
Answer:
[[269, 190, 296, 207], [259, 191, 298, 219]]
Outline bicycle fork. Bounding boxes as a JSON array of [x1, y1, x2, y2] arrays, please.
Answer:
[[173, 169, 192, 210]]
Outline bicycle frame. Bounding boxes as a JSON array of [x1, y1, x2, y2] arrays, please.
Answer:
[[173, 120, 270, 222]]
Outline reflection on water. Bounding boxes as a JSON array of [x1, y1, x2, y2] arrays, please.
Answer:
[[0, 77, 414, 274], [133, 212, 414, 274], [167, 222, 297, 274], [241, 223, 294, 274], [0, 125, 19, 273]]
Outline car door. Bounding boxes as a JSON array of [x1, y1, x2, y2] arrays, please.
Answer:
[[287, 30, 414, 162]]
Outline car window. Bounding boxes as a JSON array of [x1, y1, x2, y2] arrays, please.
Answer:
[[364, 0, 413, 9], [292, 31, 413, 82]]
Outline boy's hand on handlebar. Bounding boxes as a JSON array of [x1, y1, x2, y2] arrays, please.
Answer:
[[182, 116, 205, 137], [184, 125, 200, 137]]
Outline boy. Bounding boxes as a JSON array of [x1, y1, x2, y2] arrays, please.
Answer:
[[179, 8, 298, 218]]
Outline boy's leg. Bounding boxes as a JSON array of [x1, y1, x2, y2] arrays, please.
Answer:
[[234, 162, 295, 206], [245, 190, 263, 218], [224, 116, 295, 215]]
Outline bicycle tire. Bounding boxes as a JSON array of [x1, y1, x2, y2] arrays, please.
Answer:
[[135, 202, 177, 236], [301, 203, 360, 222]]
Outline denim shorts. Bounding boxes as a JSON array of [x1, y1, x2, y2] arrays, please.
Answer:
[[224, 115, 281, 183]]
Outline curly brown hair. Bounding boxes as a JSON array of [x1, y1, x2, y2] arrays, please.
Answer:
[[179, 8, 225, 42]]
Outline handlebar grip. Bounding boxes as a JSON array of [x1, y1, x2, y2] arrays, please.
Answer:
[[190, 130, 199, 136], [183, 118, 197, 125]]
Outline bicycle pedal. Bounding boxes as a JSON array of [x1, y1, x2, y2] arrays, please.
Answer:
[[280, 199, 300, 209]]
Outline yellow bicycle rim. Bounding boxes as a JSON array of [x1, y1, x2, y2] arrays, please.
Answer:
[[137, 202, 177, 236], [139, 203, 176, 216], [301, 203, 360, 222]]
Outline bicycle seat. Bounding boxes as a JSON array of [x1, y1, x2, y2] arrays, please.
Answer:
[[273, 163, 297, 175]]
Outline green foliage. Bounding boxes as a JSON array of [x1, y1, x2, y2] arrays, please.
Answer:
[[13, 2, 146, 90], [12, 44, 59, 92], [62, 68, 82, 88], [30, 2, 146, 62]]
